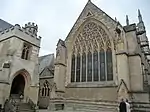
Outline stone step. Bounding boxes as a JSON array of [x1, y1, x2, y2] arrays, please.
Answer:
[[17, 103, 35, 112]]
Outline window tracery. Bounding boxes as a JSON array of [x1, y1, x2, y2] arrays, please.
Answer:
[[71, 21, 113, 82], [21, 43, 31, 60], [41, 80, 50, 97]]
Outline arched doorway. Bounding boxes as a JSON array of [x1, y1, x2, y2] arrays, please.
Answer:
[[10, 74, 25, 97]]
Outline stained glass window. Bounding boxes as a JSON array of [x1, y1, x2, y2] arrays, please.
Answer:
[[82, 53, 86, 82], [70, 22, 114, 83]]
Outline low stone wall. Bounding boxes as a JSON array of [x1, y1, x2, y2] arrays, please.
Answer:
[[38, 98, 150, 112], [47, 98, 118, 112]]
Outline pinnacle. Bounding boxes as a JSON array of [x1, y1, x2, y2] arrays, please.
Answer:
[[88, 0, 91, 3], [138, 9, 141, 17], [138, 9, 143, 22], [126, 15, 129, 26]]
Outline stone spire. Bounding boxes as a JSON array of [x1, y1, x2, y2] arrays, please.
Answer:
[[126, 15, 129, 26], [138, 9, 143, 22]]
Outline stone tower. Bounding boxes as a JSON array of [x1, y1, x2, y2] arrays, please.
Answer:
[[0, 21, 41, 108]]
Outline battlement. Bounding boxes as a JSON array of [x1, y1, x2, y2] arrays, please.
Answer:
[[25, 22, 38, 28], [0, 23, 41, 47], [0, 24, 41, 39], [24, 22, 38, 36]]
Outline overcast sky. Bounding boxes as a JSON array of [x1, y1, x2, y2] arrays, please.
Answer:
[[0, 0, 150, 56]]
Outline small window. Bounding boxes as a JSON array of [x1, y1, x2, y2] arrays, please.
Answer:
[[21, 43, 32, 60], [41, 80, 50, 97]]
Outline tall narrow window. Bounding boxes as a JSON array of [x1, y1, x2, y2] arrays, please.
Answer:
[[93, 51, 99, 81], [99, 49, 106, 81], [44, 87, 47, 96], [42, 81, 50, 97], [47, 88, 50, 96], [82, 53, 86, 82], [76, 54, 80, 82], [21, 43, 31, 60], [87, 52, 92, 82], [71, 54, 75, 82], [106, 48, 113, 81], [42, 88, 44, 96]]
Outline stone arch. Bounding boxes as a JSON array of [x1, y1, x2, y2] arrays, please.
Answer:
[[9, 69, 31, 98], [11, 69, 31, 84], [71, 18, 116, 54]]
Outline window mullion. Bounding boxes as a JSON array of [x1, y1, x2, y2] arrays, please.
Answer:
[[98, 50, 100, 81], [105, 49, 107, 81], [92, 51, 94, 82]]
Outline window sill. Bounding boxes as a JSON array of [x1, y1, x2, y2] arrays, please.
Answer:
[[66, 81, 117, 88]]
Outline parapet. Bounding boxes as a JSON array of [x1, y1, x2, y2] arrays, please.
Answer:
[[123, 24, 136, 32], [0, 23, 41, 47]]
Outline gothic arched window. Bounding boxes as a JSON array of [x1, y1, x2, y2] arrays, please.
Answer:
[[41, 80, 50, 97], [70, 21, 113, 83], [21, 43, 31, 60]]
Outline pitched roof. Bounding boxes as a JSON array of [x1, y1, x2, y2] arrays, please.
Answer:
[[39, 67, 54, 77], [38, 54, 54, 75], [65, 0, 118, 41], [0, 19, 13, 32], [57, 39, 66, 47]]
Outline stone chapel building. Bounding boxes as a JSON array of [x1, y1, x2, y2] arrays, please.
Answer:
[[0, 0, 150, 112]]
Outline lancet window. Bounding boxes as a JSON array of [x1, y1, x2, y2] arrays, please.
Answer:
[[21, 43, 32, 60], [71, 22, 113, 82], [41, 80, 50, 97]]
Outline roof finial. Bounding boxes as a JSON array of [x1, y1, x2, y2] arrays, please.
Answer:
[[138, 9, 143, 22], [88, 0, 91, 2], [126, 15, 129, 26], [115, 17, 117, 21]]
